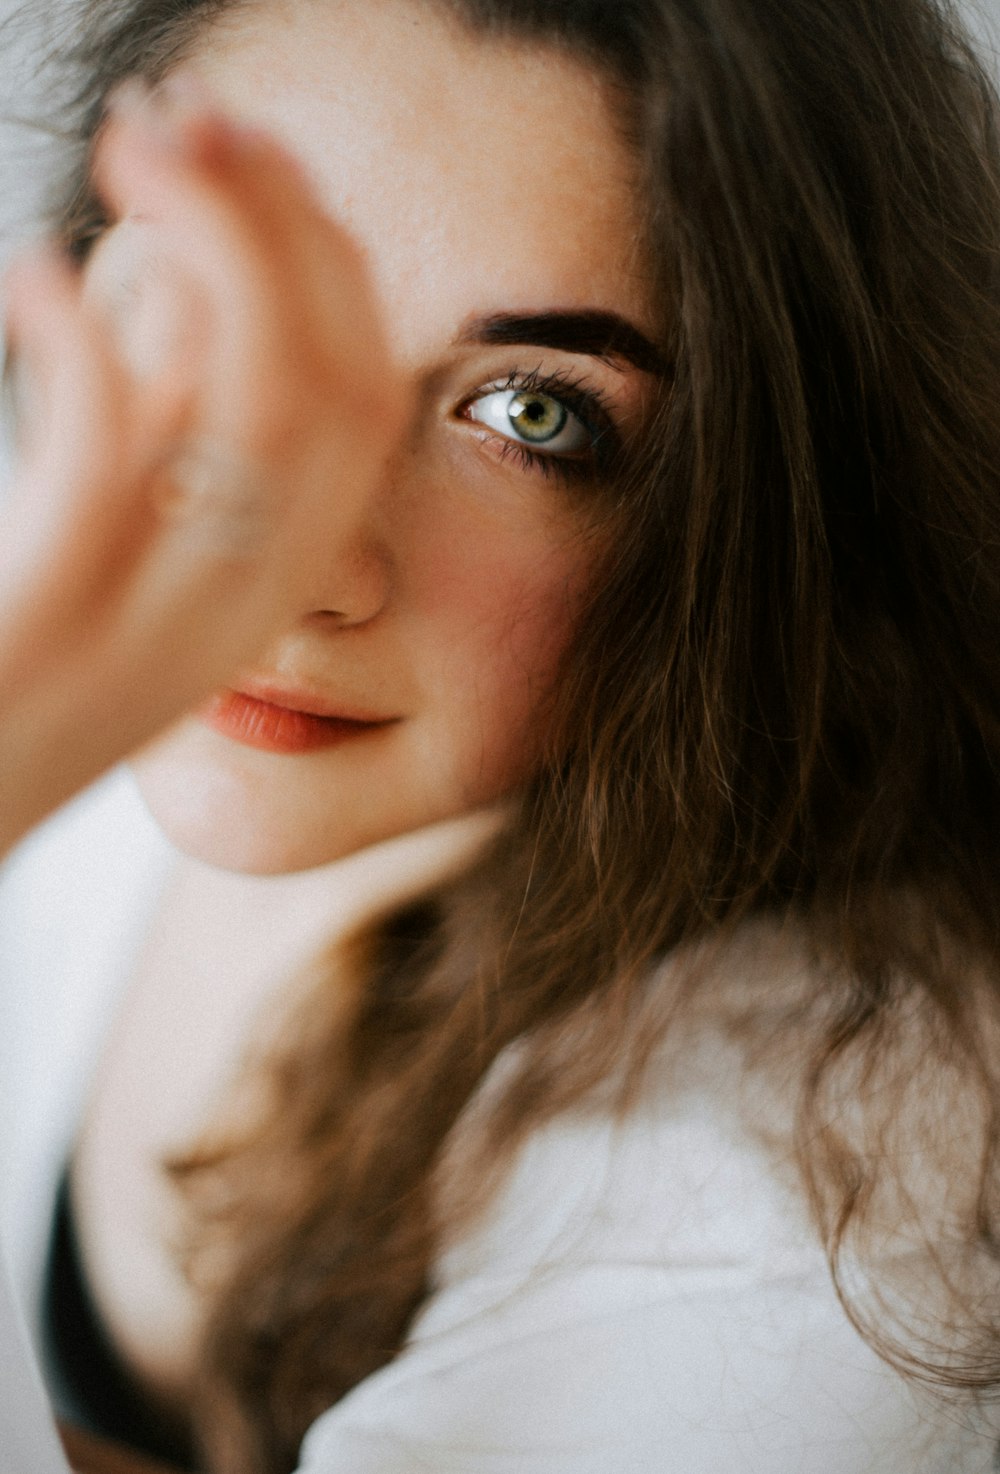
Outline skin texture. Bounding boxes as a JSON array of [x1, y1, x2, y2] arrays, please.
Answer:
[[112, 0, 658, 873]]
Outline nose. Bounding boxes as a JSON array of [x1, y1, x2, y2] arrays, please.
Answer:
[[300, 535, 391, 628], [290, 418, 411, 631], [302, 419, 424, 628]]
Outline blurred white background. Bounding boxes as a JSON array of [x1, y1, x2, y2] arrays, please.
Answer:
[[968, 0, 1000, 51], [0, 0, 78, 259]]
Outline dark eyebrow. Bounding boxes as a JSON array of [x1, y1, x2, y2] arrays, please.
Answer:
[[456, 310, 667, 377]]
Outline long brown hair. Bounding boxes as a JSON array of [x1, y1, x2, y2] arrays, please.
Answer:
[[38, 0, 1000, 1469]]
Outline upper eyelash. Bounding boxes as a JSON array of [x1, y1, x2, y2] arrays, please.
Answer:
[[491, 364, 612, 420]]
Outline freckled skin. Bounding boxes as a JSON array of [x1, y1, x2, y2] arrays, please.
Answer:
[[123, 0, 656, 874]]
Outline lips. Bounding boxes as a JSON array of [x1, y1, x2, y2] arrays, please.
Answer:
[[200, 684, 398, 754]]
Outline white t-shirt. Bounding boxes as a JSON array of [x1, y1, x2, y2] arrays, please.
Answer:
[[0, 771, 996, 1473]]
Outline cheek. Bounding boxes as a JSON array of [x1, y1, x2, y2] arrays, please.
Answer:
[[418, 524, 600, 789]]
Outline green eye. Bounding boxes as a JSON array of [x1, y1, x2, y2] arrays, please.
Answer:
[[508, 392, 568, 443], [468, 389, 591, 454]]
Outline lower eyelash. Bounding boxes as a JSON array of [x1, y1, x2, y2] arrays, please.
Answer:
[[490, 432, 600, 486]]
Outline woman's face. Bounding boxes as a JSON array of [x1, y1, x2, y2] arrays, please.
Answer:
[[120, 0, 657, 873]]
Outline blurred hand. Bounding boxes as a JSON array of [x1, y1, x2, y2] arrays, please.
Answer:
[[0, 81, 407, 854]]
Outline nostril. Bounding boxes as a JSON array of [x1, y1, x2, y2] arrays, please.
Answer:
[[306, 543, 392, 627], [306, 607, 350, 625], [305, 605, 379, 630]]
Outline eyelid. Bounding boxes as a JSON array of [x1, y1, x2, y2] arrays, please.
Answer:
[[462, 366, 619, 448], [453, 365, 627, 492]]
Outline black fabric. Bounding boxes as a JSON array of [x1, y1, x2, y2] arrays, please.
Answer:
[[43, 1172, 199, 1471]]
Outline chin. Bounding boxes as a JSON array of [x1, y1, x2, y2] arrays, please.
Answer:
[[127, 715, 498, 877], [128, 721, 405, 875], [131, 770, 351, 875]]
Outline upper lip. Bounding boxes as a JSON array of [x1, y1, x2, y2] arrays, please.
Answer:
[[232, 680, 398, 725]]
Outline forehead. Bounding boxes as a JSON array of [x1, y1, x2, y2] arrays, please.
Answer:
[[194, 0, 653, 348]]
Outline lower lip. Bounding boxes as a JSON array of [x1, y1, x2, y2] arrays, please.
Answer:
[[200, 691, 391, 754]]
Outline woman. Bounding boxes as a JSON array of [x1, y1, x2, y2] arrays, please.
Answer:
[[2, 0, 1000, 1470]]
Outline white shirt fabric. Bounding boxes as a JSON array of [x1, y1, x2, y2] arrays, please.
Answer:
[[0, 771, 996, 1473]]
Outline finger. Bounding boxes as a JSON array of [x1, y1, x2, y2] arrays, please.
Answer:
[[161, 103, 406, 439], [82, 215, 207, 399], [0, 237, 224, 705], [4, 244, 122, 482], [91, 96, 299, 445], [2, 247, 155, 584], [92, 87, 406, 457], [116, 70, 364, 344], [154, 76, 381, 353], [5, 242, 192, 486]]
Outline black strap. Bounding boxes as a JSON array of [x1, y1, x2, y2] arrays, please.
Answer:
[[43, 1172, 198, 1472]]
